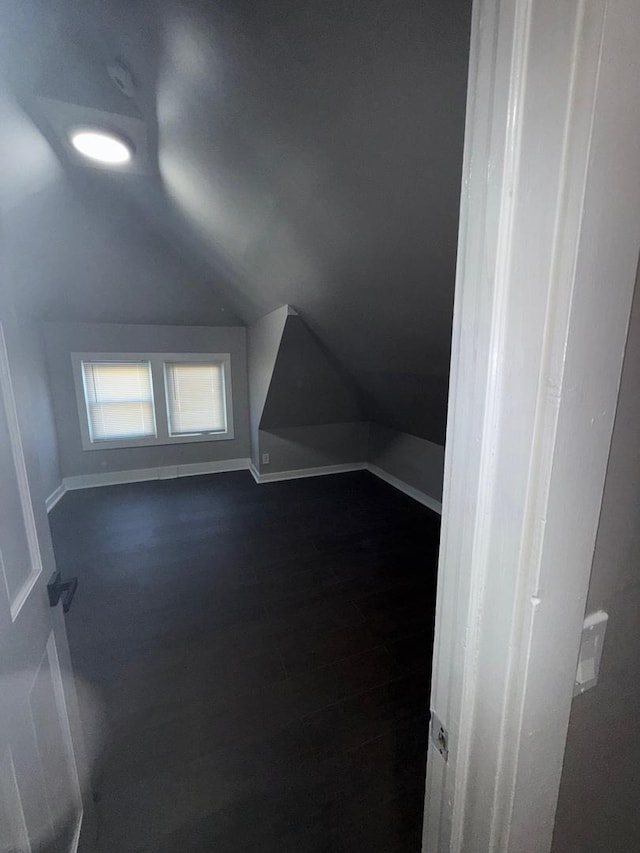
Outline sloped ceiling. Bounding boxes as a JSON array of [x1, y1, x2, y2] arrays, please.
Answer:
[[2, 170, 243, 326], [0, 0, 471, 444]]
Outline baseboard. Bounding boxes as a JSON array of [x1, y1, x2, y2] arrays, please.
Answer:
[[250, 461, 367, 484], [45, 482, 67, 513], [63, 458, 251, 492], [367, 463, 442, 515], [53, 457, 442, 515], [248, 459, 442, 513]]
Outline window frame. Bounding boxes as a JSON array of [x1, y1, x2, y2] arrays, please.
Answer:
[[71, 352, 235, 451], [79, 357, 157, 446]]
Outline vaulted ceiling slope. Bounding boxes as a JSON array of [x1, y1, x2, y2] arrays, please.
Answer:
[[1, 0, 472, 444]]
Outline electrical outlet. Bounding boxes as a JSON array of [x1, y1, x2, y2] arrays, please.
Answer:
[[262, 453, 270, 465]]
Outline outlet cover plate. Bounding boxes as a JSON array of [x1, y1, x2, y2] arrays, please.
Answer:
[[574, 610, 608, 696]]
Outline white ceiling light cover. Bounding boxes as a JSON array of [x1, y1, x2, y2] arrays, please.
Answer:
[[69, 128, 133, 165]]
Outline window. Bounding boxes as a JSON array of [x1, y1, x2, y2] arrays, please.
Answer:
[[81, 361, 156, 442], [72, 353, 234, 450], [165, 362, 227, 436]]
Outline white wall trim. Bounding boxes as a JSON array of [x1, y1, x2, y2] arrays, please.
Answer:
[[424, 1, 640, 851], [249, 459, 443, 512], [48, 457, 442, 515], [367, 463, 442, 515], [62, 458, 250, 491], [249, 460, 366, 484], [45, 482, 67, 513], [72, 809, 83, 853]]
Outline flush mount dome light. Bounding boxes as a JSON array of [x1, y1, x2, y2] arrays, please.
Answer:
[[69, 128, 133, 165]]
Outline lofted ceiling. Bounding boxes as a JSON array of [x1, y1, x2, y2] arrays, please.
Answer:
[[0, 0, 472, 443]]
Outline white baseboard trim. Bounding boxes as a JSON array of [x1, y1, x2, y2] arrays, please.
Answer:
[[366, 463, 442, 515], [45, 482, 67, 513], [62, 458, 251, 492], [250, 461, 367, 484], [248, 459, 442, 514], [51, 457, 442, 516]]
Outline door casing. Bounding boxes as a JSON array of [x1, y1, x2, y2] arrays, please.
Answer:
[[424, 0, 640, 850]]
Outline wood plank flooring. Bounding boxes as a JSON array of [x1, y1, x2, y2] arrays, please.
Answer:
[[48, 470, 440, 853]]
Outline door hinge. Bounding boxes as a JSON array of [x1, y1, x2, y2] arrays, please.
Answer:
[[430, 711, 449, 762]]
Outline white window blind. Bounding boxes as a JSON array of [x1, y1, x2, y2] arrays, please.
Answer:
[[165, 362, 227, 436], [81, 361, 156, 442]]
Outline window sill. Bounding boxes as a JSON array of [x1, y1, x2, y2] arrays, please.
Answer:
[[80, 430, 235, 452]]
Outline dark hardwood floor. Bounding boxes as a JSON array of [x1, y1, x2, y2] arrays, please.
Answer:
[[48, 470, 440, 853]]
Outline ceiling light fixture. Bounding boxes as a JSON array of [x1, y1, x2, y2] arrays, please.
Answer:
[[69, 128, 133, 165]]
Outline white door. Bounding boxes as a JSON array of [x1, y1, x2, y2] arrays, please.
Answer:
[[0, 319, 84, 853]]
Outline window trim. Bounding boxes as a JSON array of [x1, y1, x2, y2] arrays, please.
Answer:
[[71, 352, 235, 451]]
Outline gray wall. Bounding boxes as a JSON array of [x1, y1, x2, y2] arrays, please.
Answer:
[[258, 422, 446, 499], [259, 423, 369, 473], [261, 315, 364, 429], [247, 306, 289, 467], [248, 310, 446, 486], [552, 281, 640, 852], [368, 423, 444, 504], [44, 322, 250, 478], [249, 309, 368, 475]]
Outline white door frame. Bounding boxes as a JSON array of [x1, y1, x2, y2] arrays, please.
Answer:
[[424, 0, 640, 851]]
